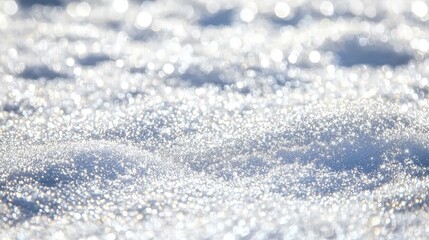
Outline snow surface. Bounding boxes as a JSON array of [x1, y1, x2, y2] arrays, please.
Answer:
[[1, 0, 429, 239]]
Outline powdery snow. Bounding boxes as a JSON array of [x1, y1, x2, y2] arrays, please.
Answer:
[[1, 0, 429, 239]]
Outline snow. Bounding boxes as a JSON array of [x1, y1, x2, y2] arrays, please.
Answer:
[[1, 0, 429, 239]]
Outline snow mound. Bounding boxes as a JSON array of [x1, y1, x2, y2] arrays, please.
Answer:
[[1, 0, 429, 239]]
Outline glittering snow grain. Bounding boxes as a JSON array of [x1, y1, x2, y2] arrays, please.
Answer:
[[1, 0, 429, 239]]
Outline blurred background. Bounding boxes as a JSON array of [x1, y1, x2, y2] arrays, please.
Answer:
[[0, 0, 427, 97]]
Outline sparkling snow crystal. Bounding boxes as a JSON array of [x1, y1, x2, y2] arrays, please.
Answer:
[[1, 0, 429, 239]]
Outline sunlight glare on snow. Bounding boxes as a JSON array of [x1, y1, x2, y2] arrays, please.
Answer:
[[67, 2, 91, 18], [412, 0, 428, 18], [135, 11, 152, 29], [274, 2, 291, 19], [320, 1, 334, 16], [309, 50, 321, 63], [240, 8, 256, 23], [113, 0, 129, 14]]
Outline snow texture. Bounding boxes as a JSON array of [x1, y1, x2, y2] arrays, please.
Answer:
[[1, 0, 429, 239]]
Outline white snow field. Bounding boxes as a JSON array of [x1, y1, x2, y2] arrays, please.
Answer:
[[1, 0, 429, 239]]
